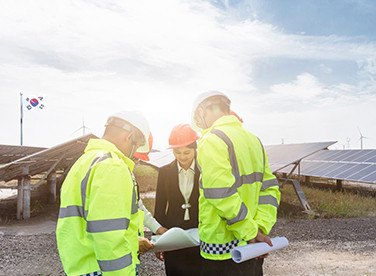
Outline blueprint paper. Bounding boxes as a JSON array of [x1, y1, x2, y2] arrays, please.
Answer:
[[150, 227, 200, 252], [231, 237, 289, 263]]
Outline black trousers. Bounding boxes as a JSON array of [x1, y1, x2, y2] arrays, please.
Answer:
[[164, 246, 202, 276], [200, 257, 264, 276]]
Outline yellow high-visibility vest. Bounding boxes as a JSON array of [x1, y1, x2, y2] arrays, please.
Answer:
[[197, 115, 281, 260], [56, 139, 139, 275]]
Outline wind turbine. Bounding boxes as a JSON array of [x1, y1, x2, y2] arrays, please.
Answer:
[[72, 118, 91, 136], [357, 127, 368, 150]]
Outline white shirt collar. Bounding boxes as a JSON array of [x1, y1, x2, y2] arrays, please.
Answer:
[[177, 159, 195, 173]]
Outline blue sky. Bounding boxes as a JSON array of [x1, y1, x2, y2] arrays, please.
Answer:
[[0, 0, 375, 150]]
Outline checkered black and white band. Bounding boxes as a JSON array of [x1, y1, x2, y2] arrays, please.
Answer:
[[200, 239, 241, 255], [85, 272, 102, 276]]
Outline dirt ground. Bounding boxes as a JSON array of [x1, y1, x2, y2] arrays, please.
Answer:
[[0, 194, 375, 275]]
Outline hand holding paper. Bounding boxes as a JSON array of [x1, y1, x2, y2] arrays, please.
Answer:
[[139, 236, 154, 254]]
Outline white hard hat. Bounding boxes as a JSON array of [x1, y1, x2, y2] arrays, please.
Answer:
[[191, 91, 231, 131], [107, 110, 150, 153]]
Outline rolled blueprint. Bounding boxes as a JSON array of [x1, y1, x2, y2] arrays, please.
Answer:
[[231, 236, 289, 263]]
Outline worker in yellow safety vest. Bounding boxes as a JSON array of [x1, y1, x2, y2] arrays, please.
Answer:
[[191, 91, 281, 276], [56, 110, 150, 276]]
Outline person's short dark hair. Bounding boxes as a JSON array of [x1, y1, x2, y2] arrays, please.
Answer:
[[186, 141, 197, 150]]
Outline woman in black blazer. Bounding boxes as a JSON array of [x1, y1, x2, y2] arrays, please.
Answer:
[[154, 124, 201, 276]]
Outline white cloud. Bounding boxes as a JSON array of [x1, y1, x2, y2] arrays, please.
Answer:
[[0, 0, 375, 149], [234, 72, 376, 149], [269, 73, 324, 103]]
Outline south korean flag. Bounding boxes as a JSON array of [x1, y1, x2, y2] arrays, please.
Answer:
[[24, 96, 46, 111]]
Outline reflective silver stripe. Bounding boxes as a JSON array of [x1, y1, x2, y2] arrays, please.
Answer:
[[201, 129, 265, 199], [203, 186, 236, 199], [129, 170, 139, 215], [210, 129, 241, 185], [258, 137, 266, 175], [259, 195, 279, 208], [81, 153, 112, 220], [98, 253, 132, 272], [241, 172, 263, 186], [131, 185, 138, 215], [60, 153, 112, 221], [226, 202, 248, 225], [201, 129, 238, 199], [197, 162, 203, 189], [87, 217, 130, 233], [58, 205, 86, 219], [261, 178, 279, 191], [202, 172, 264, 199]]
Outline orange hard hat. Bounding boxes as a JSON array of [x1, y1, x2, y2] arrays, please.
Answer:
[[133, 132, 153, 161], [230, 110, 244, 123], [168, 123, 199, 149]]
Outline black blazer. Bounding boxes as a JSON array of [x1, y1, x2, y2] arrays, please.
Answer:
[[154, 159, 200, 230]]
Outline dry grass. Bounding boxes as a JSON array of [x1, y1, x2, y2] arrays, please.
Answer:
[[279, 184, 376, 219], [133, 164, 159, 193]]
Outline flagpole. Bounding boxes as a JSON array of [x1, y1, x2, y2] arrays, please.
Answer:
[[20, 92, 23, 146]]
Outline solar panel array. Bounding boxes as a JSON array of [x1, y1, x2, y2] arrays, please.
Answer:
[[145, 141, 337, 172], [0, 145, 46, 164], [0, 134, 98, 183], [278, 149, 376, 184], [265, 141, 337, 173]]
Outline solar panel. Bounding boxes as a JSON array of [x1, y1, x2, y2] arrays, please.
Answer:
[[145, 141, 337, 171], [350, 150, 375, 162], [326, 151, 354, 161], [359, 169, 376, 182], [323, 163, 355, 179], [332, 164, 372, 179], [345, 164, 376, 182], [309, 162, 339, 176], [364, 154, 376, 163], [265, 141, 337, 173], [0, 134, 98, 183], [0, 145, 46, 164], [304, 150, 332, 161], [340, 150, 365, 161], [283, 149, 376, 184], [300, 162, 329, 175]]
